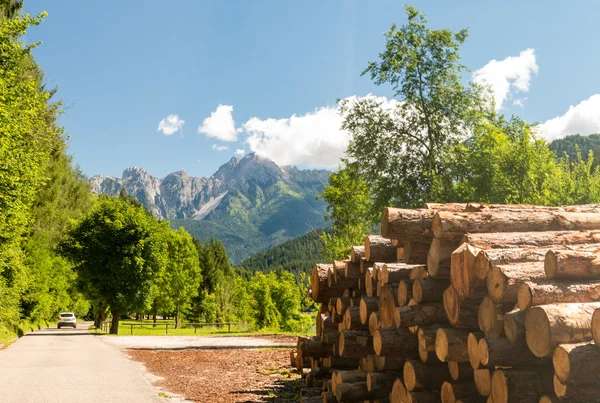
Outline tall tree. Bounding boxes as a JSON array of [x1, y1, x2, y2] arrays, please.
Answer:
[[60, 196, 164, 334], [341, 5, 488, 210]]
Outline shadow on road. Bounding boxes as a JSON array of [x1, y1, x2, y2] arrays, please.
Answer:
[[231, 376, 305, 403], [24, 332, 92, 337], [126, 345, 295, 351]]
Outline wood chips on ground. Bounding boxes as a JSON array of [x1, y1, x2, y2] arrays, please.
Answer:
[[127, 336, 302, 403]]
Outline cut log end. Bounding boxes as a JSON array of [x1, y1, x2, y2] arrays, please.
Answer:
[[403, 360, 417, 391], [524, 306, 553, 357], [551, 344, 570, 384], [467, 332, 480, 370], [474, 369, 491, 397], [517, 282, 533, 311], [503, 309, 525, 345], [435, 327, 448, 362], [545, 250, 558, 279], [491, 370, 509, 403], [486, 267, 506, 303], [593, 308, 600, 345]]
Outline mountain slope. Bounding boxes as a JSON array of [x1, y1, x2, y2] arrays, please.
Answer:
[[550, 134, 600, 166], [90, 153, 330, 262]]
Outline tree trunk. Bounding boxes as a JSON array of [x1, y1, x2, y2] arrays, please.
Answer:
[[403, 359, 451, 391], [553, 374, 600, 401], [435, 328, 481, 363], [365, 267, 376, 297], [503, 308, 525, 345], [311, 264, 333, 303], [491, 368, 554, 403], [450, 243, 482, 299], [433, 211, 600, 240], [545, 249, 600, 279], [394, 302, 447, 328], [428, 238, 459, 278], [364, 235, 397, 262], [336, 296, 360, 315], [359, 296, 378, 325], [478, 296, 512, 339], [442, 286, 480, 329], [380, 263, 416, 284], [448, 361, 474, 382], [374, 356, 405, 371], [344, 306, 368, 331], [417, 326, 443, 363], [479, 337, 549, 367], [381, 208, 435, 242], [474, 369, 491, 397], [473, 247, 548, 281], [398, 279, 414, 307], [152, 302, 157, 327], [413, 277, 450, 303], [379, 283, 400, 328], [373, 327, 419, 358], [518, 279, 600, 311], [461, 230, 600, 250], [552, 342, 600, 384], [338, 330, 373, 358], [404, 240, 430, 264], [175, 306, 180, 329], [406, 390, 440, 402], [486, 262, 545, 304], [367, 371, 403, 397], [297, 338, 333, 363], [524, 302, 600, 357], [335, 382, 375, 402], [322, 355, 360, 369], [441, 382, 484, 403], [351, 246, 365, 263], [344, 260, 362, 279], [110, 310, 119, 335]]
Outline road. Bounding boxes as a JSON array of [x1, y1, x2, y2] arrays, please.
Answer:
[[0, 322, 169, 403]]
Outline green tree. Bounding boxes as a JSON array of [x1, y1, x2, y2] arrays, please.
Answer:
[[60, 196, 164, 334], [318, 166, 373, 260], [341, 5, 488, 209]]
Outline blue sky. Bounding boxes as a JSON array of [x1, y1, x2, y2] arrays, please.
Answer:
[[23, 0, 600, 178]]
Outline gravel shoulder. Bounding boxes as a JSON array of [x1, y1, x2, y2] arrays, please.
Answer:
[[102, 334, 297, 350]]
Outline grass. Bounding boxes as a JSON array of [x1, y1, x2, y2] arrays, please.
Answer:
[[1, 320, 58, 348], [88, 320, 312, 337]]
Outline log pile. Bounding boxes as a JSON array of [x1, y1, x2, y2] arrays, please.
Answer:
[[297, 203, 600, 403]]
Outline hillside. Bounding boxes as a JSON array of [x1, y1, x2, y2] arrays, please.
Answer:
[[90, 154, 330, 263], [237, 229, 326, 275], [550, 133, 600, 166]]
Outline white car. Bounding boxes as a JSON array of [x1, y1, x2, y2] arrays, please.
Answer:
[[57, 312, 77, 329]]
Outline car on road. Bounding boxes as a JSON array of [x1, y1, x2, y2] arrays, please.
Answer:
[[57, 312, 77, 329]]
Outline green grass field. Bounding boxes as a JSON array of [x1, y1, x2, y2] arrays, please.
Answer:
[[89, 320, 311, 337]]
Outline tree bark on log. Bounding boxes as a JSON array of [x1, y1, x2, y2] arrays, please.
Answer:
[[321, 391, 336, 403], [367, 371, 403, 397], [336, 296, 361, 315], [404, 359, 451, 391], [443, 286, 480, 329], [473, 247, 548, 281], [552, 374, 600, 402], [553, 342, 600, 385], [298, 338, 333, 364], [312, 264, 338, 303], [487, 262, 545, 304], [322, 355, 360, 369], [360, 296, 379, 325], [433, 211, 600, 240], [373, 327, 419, 358], [503, 308, 526, 345], [428, 238, 459, 278], [406, 390, 440, 403], [393, 302, 448, 328], [479, 337, 549, 367], [335, 381, 375, 402], [381, 208, 435, 242], [490, 368, 554, 403], [404, 240, 430, 264], [441, 382, 484, 403], [413, 277, 450, 303], [344, 260, 362, 279], [450, 243, 483, 299], [351, 246, 365, 263], [374, 355, 405, 371], [344, 306, 369, 331], [594, 308, 600, 346], [474, 369, 491, 397], [448, 361, 474, 382], [461, 230, 600, 250], [518, 280, 600, 311], [360, 258, 374, 274], [365, 235, 397, 262], [418, 325, 443, 363], [365, 267, 375, 297], [381, 263, 416, 284], [338, 330, 374, 358], [435, 328, 482, 363], [525, 302, 600, 357], [478, 296, 512, 339], [545, 249, 600, 280]]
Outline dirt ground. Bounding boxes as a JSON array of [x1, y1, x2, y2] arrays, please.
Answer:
[[127, 335, 303, 403]]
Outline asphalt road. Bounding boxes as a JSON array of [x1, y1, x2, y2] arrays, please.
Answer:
[[0, 322, 168, 403]]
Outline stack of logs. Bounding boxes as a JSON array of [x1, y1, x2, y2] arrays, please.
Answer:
[[295, 203, 600, 403]]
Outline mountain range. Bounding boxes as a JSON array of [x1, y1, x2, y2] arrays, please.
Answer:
[[90, 153, 331, 262]]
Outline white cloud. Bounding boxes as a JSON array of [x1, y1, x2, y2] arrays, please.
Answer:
[[198, 104, 238, 141], [242, 95, 398, 168], [537, 94, 600, 141], [157, 114, 185, 135], [513, 98, 526, 108], [235, 149, 245, 156], [212, 144, 229, 151], [473, 48, 538, 110]]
